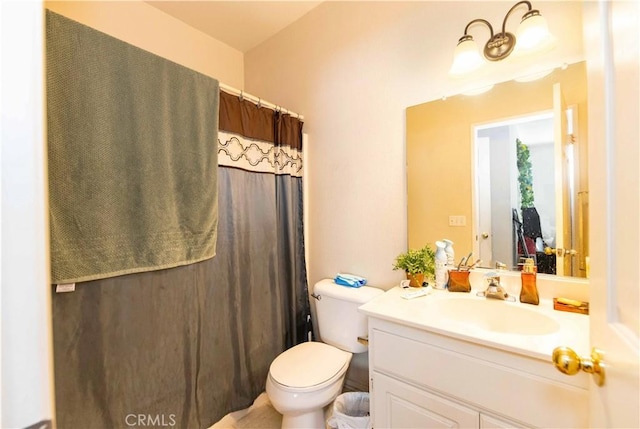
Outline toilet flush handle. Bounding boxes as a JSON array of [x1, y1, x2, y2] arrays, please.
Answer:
[[311, 293, 321, 301]]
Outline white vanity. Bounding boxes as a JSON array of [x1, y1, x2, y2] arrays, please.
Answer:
[[358, 286, 590, 428]]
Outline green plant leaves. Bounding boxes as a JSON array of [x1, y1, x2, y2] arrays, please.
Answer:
[[516, 138, 535, 208], [393, 244, 436, 278]]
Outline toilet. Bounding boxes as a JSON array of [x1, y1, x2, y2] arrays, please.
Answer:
[[266, 278, 383, 429]]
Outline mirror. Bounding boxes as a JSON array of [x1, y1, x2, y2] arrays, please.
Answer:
[[407, 61, 588, 278]]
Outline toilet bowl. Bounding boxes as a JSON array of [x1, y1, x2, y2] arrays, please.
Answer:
[[266, 341, 352, 429], [265, 279, 383, 429]]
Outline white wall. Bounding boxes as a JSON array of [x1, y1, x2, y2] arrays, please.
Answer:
[[244, 1, 585, 289], [1, 2, 54, 427]]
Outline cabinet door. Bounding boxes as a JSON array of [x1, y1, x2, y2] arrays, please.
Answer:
[[372, 372, 479, 428]]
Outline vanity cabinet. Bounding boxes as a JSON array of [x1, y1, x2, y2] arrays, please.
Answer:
[[373, 372, 482, 428], [367, 317, 589, 429], [373, 372, 524, 428]]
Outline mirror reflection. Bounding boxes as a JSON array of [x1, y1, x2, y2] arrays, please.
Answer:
[[407, 61, 588, 278]]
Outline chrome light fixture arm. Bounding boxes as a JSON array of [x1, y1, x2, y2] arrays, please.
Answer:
[[458, 0, 536, 62], [500, 0, 535, 36], [486, 0, 534, 61], [462, 18, 495, 42], [449, 0, 554, 75]]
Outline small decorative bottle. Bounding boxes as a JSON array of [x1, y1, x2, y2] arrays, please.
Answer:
[[434, 241, 448, 289], [520, 258, 539, 305], [443, 239, 455, 267]]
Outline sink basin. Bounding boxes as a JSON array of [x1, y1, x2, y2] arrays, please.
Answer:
[[429, 298, 560, 335]]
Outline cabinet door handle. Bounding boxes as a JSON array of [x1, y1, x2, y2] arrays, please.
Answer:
[[552, 346, 605, 386]]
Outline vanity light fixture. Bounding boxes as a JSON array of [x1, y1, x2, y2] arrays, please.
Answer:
[[449, 1, 556, 76]]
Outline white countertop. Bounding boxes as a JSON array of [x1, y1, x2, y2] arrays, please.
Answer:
[[358, 286, 590, 362]]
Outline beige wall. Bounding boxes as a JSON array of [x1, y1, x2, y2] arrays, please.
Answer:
[[406, 62, 588, 258], [45, 1, 244, 88], [244, 1, 585, 289]]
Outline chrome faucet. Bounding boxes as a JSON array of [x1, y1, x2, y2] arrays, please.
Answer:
[[484, 275, 509, 300], [477, 272, 515, 301]]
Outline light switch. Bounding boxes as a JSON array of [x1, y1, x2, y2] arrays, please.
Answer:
[[448, 215, 466, 227]]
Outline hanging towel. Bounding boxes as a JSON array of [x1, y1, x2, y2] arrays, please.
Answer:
[[46, 11, 220, 284], [334, 273, 367, 288]]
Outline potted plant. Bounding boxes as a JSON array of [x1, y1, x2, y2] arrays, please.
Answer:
[[393, 244, 436, 287]]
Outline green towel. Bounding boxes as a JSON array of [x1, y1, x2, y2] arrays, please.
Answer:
[[46, 11, 219, 284]]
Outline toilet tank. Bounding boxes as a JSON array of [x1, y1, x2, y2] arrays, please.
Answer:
[[313, 279, 384, 353]]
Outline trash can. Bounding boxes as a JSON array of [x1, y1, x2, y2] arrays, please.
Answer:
[[327, 392, 370, 429]]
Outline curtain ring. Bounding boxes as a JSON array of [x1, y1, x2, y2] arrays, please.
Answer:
[[239, 90, 244, 101], [258, 98, 262, 108]]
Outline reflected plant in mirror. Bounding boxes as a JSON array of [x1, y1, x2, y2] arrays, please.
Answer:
[[406, 61, 588, 278], [516, 139, 534, 208]]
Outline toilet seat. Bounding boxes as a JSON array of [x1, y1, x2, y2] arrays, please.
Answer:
[[269, 342, 351, 392]]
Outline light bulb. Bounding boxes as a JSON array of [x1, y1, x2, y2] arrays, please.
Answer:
[[449, 37, 484, 76], [514, 11, 557, 55]]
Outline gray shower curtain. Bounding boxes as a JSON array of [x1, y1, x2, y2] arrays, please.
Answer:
[[52, 103, 310, 429], [49, 14, 311, 429]]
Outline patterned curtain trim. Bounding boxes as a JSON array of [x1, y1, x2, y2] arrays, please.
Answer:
[[218, 130, 303, 177]]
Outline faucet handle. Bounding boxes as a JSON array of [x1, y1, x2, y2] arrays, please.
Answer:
[[495, 261, 507, 270]]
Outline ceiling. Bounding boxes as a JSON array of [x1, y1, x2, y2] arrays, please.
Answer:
[[146, 1, 323, 53]]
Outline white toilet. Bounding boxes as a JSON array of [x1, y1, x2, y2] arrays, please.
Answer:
[[266, 278, 383, 429]]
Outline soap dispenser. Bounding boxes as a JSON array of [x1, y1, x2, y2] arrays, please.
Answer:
[[520, 258, 539, 305]]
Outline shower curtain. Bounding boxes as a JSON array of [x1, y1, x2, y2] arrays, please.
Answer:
[[51, 91, 310, 428], [53, 92, 311, 429]]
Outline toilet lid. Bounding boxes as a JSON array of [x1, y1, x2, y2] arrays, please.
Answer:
[[270, 342, 350, 388]]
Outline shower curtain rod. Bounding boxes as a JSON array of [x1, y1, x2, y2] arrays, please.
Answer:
[[219, 82, 304, 120]]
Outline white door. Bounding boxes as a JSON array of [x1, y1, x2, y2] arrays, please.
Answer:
[[583, 1, 640, 427]]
